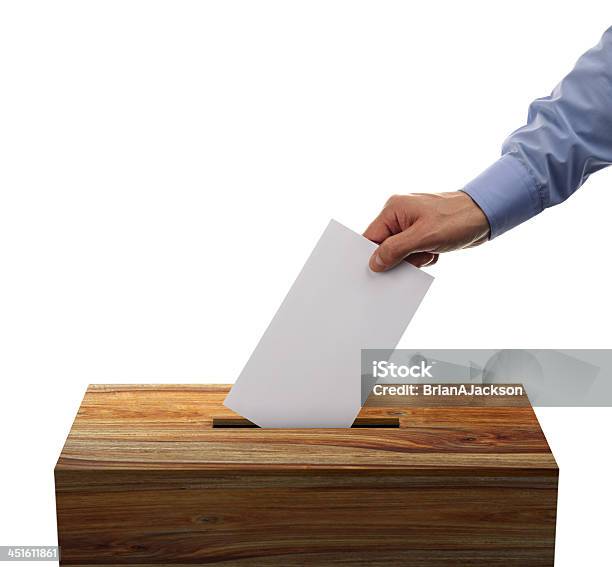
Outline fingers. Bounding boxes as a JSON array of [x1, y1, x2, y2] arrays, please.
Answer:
[[365, 195, 438, 271], [406, 252, 439, 268], [369, 228, 423, 272], [363, 210, 393, 244], [427, 253, 439, 266]]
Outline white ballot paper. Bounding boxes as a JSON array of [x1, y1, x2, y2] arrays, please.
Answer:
[[224, 219, 434, 428]]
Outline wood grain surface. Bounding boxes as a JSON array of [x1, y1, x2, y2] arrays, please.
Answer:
[[55, 384, 558, 566]]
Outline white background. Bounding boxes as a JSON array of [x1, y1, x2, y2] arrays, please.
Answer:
[[1, 1, 611, 565]]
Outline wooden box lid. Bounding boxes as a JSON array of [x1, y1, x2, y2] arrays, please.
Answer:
[[55, 384, 557, 474]]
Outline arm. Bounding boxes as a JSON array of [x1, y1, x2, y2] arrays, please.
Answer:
[[367, 27, 612, 271], [463, 26, 612, 238]]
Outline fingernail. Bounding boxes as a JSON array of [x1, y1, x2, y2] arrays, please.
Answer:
[[373, 254, 386, 271]]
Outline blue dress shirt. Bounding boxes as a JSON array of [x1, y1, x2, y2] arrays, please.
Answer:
[[463, 27, 612, 238]]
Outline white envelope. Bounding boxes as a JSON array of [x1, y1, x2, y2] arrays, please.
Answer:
[[224, 219, 434, 428]]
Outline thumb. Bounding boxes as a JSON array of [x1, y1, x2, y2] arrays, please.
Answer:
[[369, 228, 424, 272]]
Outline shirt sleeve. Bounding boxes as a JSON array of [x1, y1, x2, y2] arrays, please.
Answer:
[[463, 27, 612, 239]]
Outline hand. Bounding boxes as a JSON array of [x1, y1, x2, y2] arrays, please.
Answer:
[[364, 191, 490, 272]]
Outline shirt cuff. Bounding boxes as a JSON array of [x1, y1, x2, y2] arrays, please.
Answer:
[[462, 154, 543, 239]]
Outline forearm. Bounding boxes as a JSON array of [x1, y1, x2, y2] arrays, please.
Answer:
[[464, 27, 612, 238]]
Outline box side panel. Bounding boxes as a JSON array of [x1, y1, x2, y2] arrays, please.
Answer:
[[56, 470, 557, 566]]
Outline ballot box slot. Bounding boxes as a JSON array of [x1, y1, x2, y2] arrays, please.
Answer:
[[212, 416, 400, 428]]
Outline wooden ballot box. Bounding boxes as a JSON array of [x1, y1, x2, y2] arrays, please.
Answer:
[[55, 384, 558, 566]]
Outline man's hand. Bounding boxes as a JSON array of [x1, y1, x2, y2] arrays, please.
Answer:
[[364, 191, 490, 271]]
